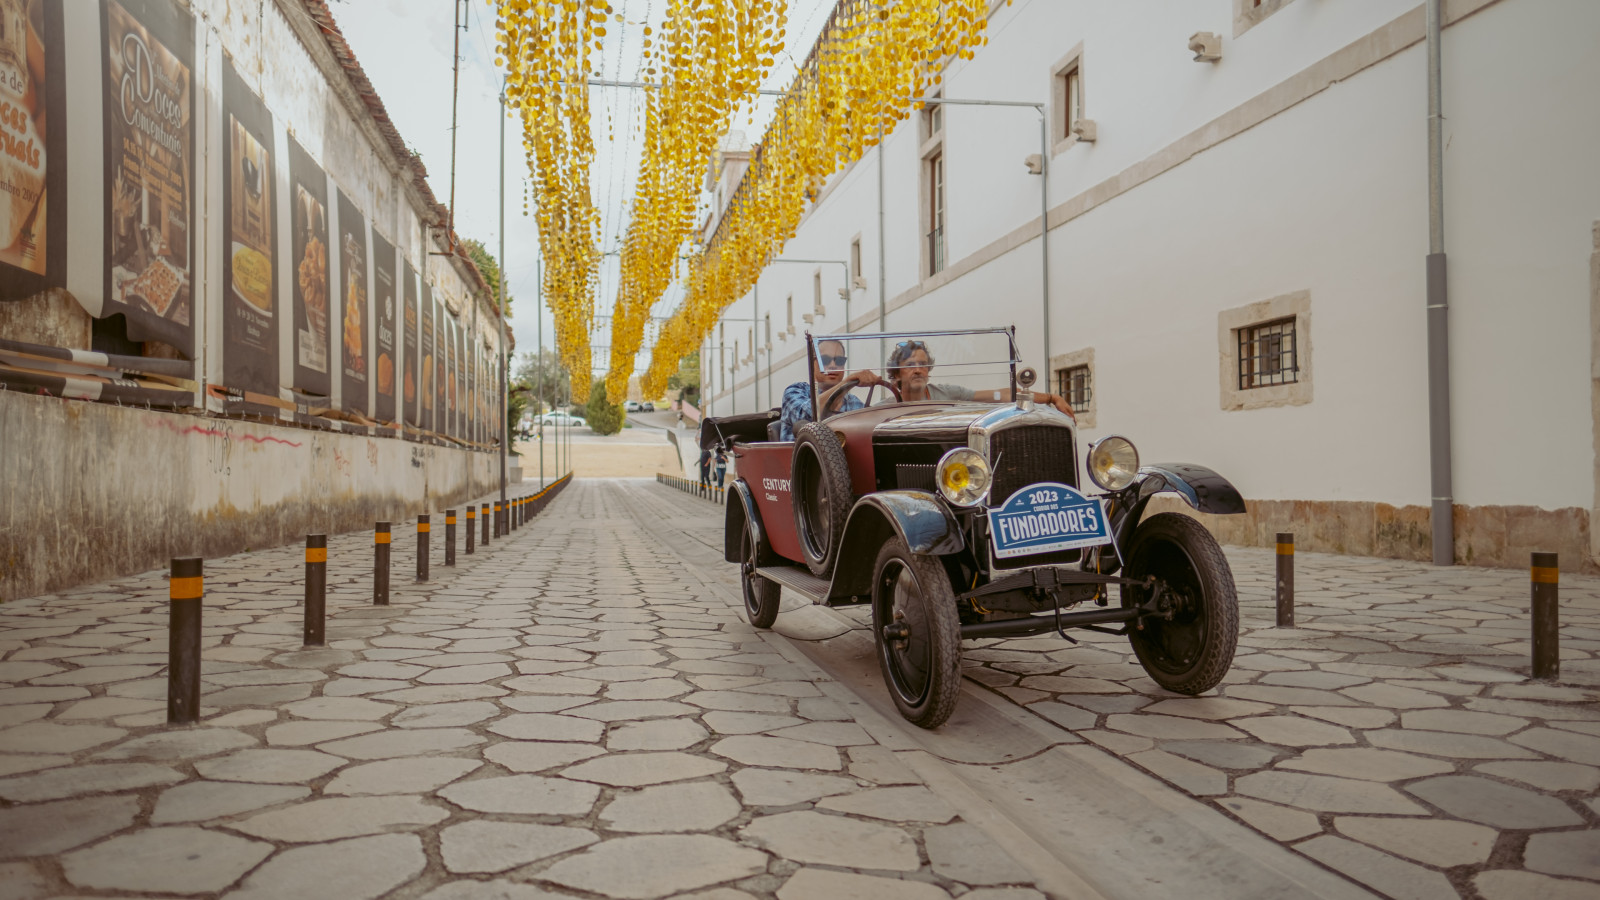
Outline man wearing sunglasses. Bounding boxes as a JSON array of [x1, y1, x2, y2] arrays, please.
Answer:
[[885, 340, 1076, 419], [777, 339, 888, 441]]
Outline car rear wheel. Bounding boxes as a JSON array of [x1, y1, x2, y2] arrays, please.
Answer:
[[1119, 513, 1239, 695], [740, 524, 781, 628], [871, 535, 962, 729], [792, 421, 852, 578]]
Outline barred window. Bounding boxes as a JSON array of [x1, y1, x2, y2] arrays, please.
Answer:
[[1238, 317, 1298, 389], [1056, 364, 1092, 412]]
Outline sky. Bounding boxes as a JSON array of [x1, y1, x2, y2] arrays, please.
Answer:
[[329, 0, 840, 377]]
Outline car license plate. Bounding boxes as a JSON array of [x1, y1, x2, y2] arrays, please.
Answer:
[[988, 482, 1112, 559]]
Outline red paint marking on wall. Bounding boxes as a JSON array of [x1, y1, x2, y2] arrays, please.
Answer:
[[150, 418, 304, 447]]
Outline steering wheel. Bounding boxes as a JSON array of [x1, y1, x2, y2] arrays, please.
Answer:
[[824, 377, 901, 418]]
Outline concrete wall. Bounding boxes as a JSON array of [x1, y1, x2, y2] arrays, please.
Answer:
[[703, 0, 1600, 571], [0, 389, 499, 603]]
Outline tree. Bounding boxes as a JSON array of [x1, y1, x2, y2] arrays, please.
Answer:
[[513, 347, 570, 415], [586, 379, 624, 436], [668, 351, 700, 406], [461, 238, 512, 317]]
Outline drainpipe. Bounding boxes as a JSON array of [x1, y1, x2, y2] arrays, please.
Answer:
[[1425, 0, 1454, 566]]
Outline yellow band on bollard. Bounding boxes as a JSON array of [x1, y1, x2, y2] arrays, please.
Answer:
[[467, 510, 476, 518], [418, 523, 431, 533], [446, 517, 456, 525], [305, 548, 327, 563], [375, 533, 391, 544], [170, 576, 203, 600], [1276, 543, 1294, 555], [1532, 566, 1559, 584]]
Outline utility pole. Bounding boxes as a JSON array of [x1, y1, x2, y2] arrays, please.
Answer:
[[497, 89, 508, 520]]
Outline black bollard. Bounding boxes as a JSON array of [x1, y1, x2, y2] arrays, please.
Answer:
[[304, 534, 326, 646], [482, 502, 491, 545], [445, 509, 457, 567], [167, 557, 203, 724], [417, 514, 431, 582], [465, 506, 476, 555], [1275, 532, 1295, 628], [1532, 552, 1559, 680], [374, 522, 391, 605]]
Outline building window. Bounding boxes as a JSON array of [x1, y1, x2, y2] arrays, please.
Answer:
[[850, 237, 862, 283], [922, 97, 943, 143], [1218, 290, 1312, 411], [813, 272, 822, 312], [1237, 317, 1298, 389], [926, 150, 945, 275], [1049, 347, 1095, 427], [1057, 364, 1092, 412], [1050, 44, 1085, 153], [786, 295, 793, 328], [1233, 0, 1297, 37]]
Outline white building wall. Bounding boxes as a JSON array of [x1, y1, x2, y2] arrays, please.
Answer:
[[706, 0, 1600, 568]]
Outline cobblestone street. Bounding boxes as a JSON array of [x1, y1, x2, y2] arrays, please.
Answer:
[[1, 479, 1597, 900]]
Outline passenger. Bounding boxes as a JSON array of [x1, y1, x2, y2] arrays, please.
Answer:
[[777, 339, 889, 441], [885, 340, 1076, 419]]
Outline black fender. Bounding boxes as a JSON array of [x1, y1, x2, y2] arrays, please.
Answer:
[[829, 491, 964, 601], [723, 480, 775, 565], [1108, 463, 1245, 562]]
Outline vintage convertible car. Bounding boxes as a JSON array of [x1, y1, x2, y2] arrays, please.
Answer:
[[701, 328, 1247, 729]]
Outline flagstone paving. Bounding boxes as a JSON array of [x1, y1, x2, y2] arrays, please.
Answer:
[[811, 502, 1600, 900], [0, 484, 1052, 899], [7, 478, 1600, 898]]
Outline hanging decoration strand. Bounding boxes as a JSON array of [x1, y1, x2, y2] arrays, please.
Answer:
[[641, 0, 998, 398], [600, 0, 788, 402], [493, 0, 609, 380]]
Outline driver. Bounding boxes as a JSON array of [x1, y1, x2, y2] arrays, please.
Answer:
[[885, 340, 1076, 419], [777, 339, 888, 441]]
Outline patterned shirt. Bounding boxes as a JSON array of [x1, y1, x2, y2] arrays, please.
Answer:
[[779, 381, 864, 441]]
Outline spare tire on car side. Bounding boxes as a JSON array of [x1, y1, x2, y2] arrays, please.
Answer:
[[791, 421, 852, 578]]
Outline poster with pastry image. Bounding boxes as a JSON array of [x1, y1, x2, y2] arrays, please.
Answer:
[[100, 0, 194, 355], [220, 59, 277, 397], [336, 188, 367, 416], [372, 230, 396, 423], [420, 280, 434, 432], [0, 0, 64, 303], [288, 135, 329, 396], [403, 261, 420, 427]]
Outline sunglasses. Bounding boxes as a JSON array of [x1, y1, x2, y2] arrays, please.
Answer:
[[817, 354, 848, 367]]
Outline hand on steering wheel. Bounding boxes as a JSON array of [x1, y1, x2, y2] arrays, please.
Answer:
[[826, 377, 901, 415]]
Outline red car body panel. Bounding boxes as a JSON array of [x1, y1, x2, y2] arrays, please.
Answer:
[[731, 443, 804, 562]]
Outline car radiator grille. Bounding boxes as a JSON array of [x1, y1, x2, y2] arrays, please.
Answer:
[[989, 425, 1077, 503], [895, 464, 937, 492]]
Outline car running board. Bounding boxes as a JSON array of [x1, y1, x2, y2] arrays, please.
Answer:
[[755, 565, 833, 604]]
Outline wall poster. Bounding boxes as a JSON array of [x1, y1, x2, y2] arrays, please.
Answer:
[[101, 0, 194, 355], [432, 294, 445, 435], [0, 0, 65, 302], [372, 231, 395, 423], [220, 59, 276, 396], [335, 189, 366, 415], [420, 280, 434, 433], [287, 136, 329, 396], [445, 314, 457, 438], [402, 262, 418, 428]]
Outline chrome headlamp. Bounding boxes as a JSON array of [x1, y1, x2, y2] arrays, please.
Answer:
[[1087, 435, 1140, 491], [936, 447, 992, 507]]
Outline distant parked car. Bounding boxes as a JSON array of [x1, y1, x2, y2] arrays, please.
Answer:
[[642, 401, 656, 412], [538, 411, 586, 427], [624, 401, 642, 412]]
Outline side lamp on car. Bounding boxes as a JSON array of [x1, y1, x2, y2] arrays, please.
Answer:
[[1087, 435, 1140, 491], [937, 447, 992, 507]]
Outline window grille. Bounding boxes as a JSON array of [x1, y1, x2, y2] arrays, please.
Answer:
[[1238, 317, 1298, 389], [927, 152, 945, 275], [1056, 364, 1092, 412]]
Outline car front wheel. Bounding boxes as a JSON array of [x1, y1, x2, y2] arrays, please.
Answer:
[[871, 535, 962, 729], [1119, 513, 1239, 695]]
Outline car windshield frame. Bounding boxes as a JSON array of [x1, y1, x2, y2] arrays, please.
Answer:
[[805, 327, 1020, 414]]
